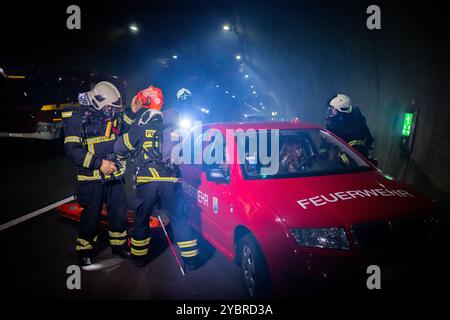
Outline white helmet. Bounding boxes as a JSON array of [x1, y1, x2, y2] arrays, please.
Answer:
[[87, 81, 122, 110], [330, 94, 352, 113], [176, 87, 192, 101]]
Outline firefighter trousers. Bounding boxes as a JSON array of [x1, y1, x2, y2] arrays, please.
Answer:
[[131, 181, 198, 259], [75, 179, 128, 254]]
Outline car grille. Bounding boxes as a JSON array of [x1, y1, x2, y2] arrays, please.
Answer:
[[351, 218, 432, 250]]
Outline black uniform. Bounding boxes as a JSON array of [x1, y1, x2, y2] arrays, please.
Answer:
[[62, 105, 136, 257], [114, 108, 199, 264], [326, 106, 374, 158]]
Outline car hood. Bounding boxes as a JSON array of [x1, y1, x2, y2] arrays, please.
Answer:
[[242, 170, 435, 228]]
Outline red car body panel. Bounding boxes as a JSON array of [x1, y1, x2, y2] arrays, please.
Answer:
[[180, 121, 437, 295]]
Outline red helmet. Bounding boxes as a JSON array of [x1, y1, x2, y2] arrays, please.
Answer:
[[135, 86, 164, 110]]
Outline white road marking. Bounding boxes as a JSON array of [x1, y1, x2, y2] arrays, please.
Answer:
[[0, 196, 75, 232]]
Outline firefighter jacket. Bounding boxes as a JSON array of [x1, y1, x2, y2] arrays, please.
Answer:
[[326, 106, 374, 156], [62, 105, 137, 183], [114, 108, 179, 185]]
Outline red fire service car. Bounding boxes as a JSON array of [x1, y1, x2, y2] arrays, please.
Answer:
[[180, 121, 441, 298]]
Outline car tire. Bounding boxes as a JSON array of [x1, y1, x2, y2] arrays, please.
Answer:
[[238, 233, 272, 299]]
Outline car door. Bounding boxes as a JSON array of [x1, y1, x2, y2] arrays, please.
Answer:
[[198, 128, 235, 255], [181, 128, 235, 255]]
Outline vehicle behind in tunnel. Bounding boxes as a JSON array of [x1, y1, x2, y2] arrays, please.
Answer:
[[180, 121, 441, 298], [0, 67, 126, 141]]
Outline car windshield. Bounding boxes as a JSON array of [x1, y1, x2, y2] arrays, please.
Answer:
[[240, 129, 372, 179]]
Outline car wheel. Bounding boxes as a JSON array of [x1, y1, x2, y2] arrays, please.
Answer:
[[239, 234, 271, 299]]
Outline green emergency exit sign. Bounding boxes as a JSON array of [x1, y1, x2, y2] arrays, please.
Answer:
[[402, 112, 414, 136]]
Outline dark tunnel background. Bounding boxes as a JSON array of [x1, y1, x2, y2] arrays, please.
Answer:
[[0, 0, 449, 209]]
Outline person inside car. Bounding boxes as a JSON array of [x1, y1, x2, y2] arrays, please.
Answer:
[[280, 139, 306, 173]]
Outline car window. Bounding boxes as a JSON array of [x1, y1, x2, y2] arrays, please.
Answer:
[[201, 129, 230, 175], [240, 129, 372, 179]]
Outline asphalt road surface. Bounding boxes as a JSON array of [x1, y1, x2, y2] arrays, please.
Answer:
[[0, 139, 245, 299]]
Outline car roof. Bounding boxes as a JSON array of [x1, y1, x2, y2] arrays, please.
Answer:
[[201, 121, 323, 131]]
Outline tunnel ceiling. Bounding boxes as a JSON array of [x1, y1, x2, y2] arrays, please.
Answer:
[[0, 0, 447, 122]]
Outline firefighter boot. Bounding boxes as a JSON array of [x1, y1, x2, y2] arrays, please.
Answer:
[[132, 254, 151, 268], [78, 250, 94, 267], [112, 245, 131, 259], [183, 255, 204, 271]]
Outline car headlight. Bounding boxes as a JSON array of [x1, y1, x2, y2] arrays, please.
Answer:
[[290, 227, 350, 250]]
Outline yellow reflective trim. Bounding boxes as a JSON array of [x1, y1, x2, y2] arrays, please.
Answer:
[[339, 153, 350, 165], [77, 237, 90, 246], [85, 134, 116, 144], [123, 133, 134, 150], [64, 136, 81, 144], [62, 111, 73, 118], [76, 244, 93, 251], [77, 170, 101, 181], [143, 141, 153, 150], [88, 143, 95, 154], [181, 249, 199, 258], [83, 152, 94, 168], [42, 103, 76, 111], [76, 237, 93, 251], [177, 239, 197, 249], [85, 134, 117, 155], [123, 113, 134, 125], [7, 75, 26, 79], [145, 130, 156, 138], [41, 104, 57, 111], [131, 238, 151, 246], [131, 248, 148, 256], [53, 118, 62, 122], [136, 176, 178, 183], [110, 239, 127, 246], [104, 120, 112, 138], [150, 168, 160, 177], [109, 230, 127, 238], [113, 169, 126, 178], [348, 140, 365, 147]]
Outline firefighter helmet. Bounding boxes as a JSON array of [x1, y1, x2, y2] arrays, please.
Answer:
[[176, 88, 192, 101], [86, 81, 122, 110], [330, 94, 352, 113], [135, 86, 164, 110]]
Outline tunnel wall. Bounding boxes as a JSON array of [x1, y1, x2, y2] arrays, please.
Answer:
[[240, 1, 450, 210]]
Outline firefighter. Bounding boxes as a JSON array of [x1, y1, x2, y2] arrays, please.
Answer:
[[62, 81, 137, 267], [325, 94, 374, 158], [114, 86, 201, 269], [176, 87, 193, 112]]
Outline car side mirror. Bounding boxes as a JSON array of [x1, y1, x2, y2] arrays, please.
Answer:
[[206, 168, 229, 184]]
